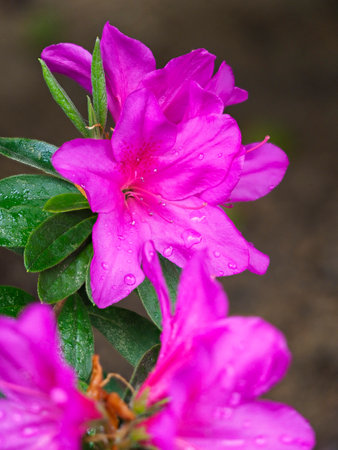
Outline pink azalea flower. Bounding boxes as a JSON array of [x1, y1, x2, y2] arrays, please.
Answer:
[[41, 22, 247, 124], [0, 304, 100, 449], [138, 242, 315, 450], [52, 87, 288, 307]]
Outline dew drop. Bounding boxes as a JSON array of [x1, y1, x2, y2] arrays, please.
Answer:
[[198, 153, 204, 160], [50, 387, 68, 405], [163, 246, 173, 257], [124, 274, 136, 286], [140, 177, 145, 183], [280, 435, 294, 445], [269, 184, 275, 190], [255, 436, 267, 446], [161, 202, 166, 207], [118, 235, 125, 240], [218, 270, 224, 276], [127, 249, 133, 254], [228, 262, 237, 270], [130, 220, 136, 226], [229, 391, 241, 406], [218, 152, 223, 158], [101, 262, 109, 270], [213, 250, 221, 258], [22, 427, 38, 437], [148, 211, 154, 216], [153, 168, 158, 173], [181, 229, 202, 248], [189, 211, 206, 223]]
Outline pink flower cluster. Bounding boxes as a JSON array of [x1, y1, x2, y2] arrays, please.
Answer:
[[42, 22, 289, 308]]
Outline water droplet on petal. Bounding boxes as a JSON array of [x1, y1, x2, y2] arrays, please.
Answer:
[[269, 184, 275, 190], [124, 274, 136, 286], [218, 270, 224, 276], [181, 229, 202, 248], [118, 235, 125, 240], [101, 262, 109, 270], [116, 245, 121, 251], [228, 262, 237, 270], [198, 153, 204, 160], [255, 436, 267, 446], [22, 427, 38, 437], [127, 249, 133, 254], [280, 435, 294, 445], [50, 387, 68, 405], [130, 220, 136, 226], [189, 211, 206, 223], [153, 168, 158, 173], [140, 177, 145, 183], [163, 246, 173, 257], [213, 250, 221, 258], [218, 152, 223, 158], [148, 211, 154, 216], [229, 391, 241, 406]]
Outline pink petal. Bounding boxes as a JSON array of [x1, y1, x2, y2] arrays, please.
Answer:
[[41, 43, 92, 93], [101, 22, 156, 122], [247, 243, 270, 275], [142, 49, 215, 123], [111, 89, 177, 165], [148, 114, 241, 201], [230, 142, 289, 202], [227, 87, 249, 106], [205, 61, 235, 105], [183, 401, 315, 449], [146, 199, 249, 278], [90, 208, 148, 308], [52, 138, 123, 213], [181, 81, 224, 122]]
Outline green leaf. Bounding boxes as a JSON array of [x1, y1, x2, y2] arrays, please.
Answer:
[[87, 304, 161, 367], [0, 205, 50, 247], [0, 286, 35, 317], [137, 254, 181, 328], [57, 293, 94, 381], [39, 59, 90, 137], [44, 192, 89, 213], [91, 38, 107, 133], [0, 138, 58, 176], [85, 253, 95, 305], [124, 344, 160, 402], [0, 174, 77, 209], [86, 96, 100, 139], [24, 210, 96, 272], [38, 243, 93, 303]]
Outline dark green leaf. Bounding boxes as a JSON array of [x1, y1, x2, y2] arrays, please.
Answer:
[[39, 59, 90, 137], [0, 286, 35, 317], [44, 192, 89, 213], [0, 138, 58, 176], [38, 243, 93, 303], [91, 38, 107, 132], [0, 206, 50, 247], [85, 253, 95, 305], [87, 304, 160, 367], [124, 344, 160, 402], [57, 293, 94, 381], [86, 96, 100, 139], [137, 254, 181, 329], [24, 210, 96, 272], [0, 174, 77, 209]]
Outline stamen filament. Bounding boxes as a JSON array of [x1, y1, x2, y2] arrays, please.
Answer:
[[246, 135, 270, 153]]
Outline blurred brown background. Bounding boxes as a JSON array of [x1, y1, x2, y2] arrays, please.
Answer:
[[0, 0, 337, 448]]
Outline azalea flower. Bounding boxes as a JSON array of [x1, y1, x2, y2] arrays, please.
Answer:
[[0, 304, 100, 449], [138, 242, 315, 450], [41, 22, 247, 124], [52, 87, 288, 307]]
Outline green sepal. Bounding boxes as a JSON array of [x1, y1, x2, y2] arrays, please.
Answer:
[[57, 293, 94, 382], [91, 38, 107, 133], [39, 58, 90, 137], [0, 138, 58, 176], [86, 302, 161, 367], [24, 210, 96, 272], [44, 192, 90, 213], [137, 254, 181, 328], [38, 243, 93, 303], [0, 286, 35, 317]]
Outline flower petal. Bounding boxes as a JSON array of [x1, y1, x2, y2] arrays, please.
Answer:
[[181, 81, 224, 122], [90, 208, 148, 308], [247, 243, 270, 275], [41, 43, 92, 92], [111, 89, 177, 166], [146, 199, 249, 278], [205, 61, 235, 105], [52, 138, 122, 213], [230, 142, 289, 202], [183, 401, 315, 449], [227, 86, 248, 106], [148, 114, 241, 201], [101, 22, 156, 121], [142, 49, 215, 123]]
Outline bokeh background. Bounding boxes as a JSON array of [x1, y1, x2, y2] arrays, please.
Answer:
[[0, 0, 337, 447]]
